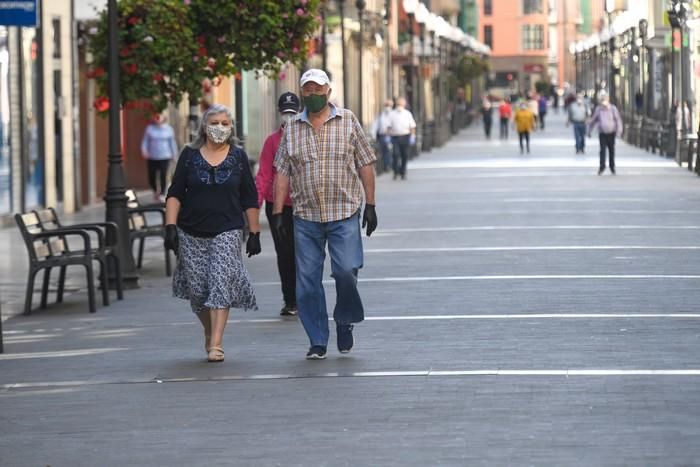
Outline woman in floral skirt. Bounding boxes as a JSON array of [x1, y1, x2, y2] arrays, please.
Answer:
[[164, 104, 261, 362]]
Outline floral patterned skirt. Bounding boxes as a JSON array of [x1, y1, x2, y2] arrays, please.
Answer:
[[173, 228, 258, 313]]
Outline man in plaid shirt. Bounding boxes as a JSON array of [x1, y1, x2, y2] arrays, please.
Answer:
[[273, 69, 378, 360]]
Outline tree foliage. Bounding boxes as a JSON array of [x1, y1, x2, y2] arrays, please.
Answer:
[[452, 54, 489, 88], [87, 0, 321, 114]]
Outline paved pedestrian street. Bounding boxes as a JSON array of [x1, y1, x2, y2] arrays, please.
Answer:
[[2, 112, 700, 466]]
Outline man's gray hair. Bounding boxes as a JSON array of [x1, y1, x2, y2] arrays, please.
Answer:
[[188, 103, 239, 149]]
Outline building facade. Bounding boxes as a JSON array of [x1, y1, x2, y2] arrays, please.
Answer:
[[1, 0, 78, 220], [477, 0, 550, 96]]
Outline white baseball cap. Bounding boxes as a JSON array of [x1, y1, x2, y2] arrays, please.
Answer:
[[300, 69, 330, 87]]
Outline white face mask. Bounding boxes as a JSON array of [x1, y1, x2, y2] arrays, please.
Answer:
[[281, 113, 296, 126], [206, 123, 232, 144]]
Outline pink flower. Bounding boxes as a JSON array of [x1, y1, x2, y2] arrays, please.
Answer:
[[277, 51, 285, 58], [279, 72, 287, 80], [183, 0, 191, 5], [193, 56, 199, 62], [217, 36, 226, 44], [292, 47, 299, 53], [300, 0, 308, 4], [296, 8, 305, 16], [207, 58, 216, 68], [282, 13, 288, 19]]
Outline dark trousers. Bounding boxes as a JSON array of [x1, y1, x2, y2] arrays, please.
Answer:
[[265, 202, 296, 307], [539, 112, 546, 129], [599, 133, 616, 170], [483, 117, 492, 138], [499, 118, 509, 139], [392, 135, 410, 176], [518, 131, 530, 152], [147, 159, 170, 195], [573, 122, 586, 152]]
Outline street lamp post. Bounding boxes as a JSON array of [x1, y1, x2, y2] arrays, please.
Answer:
[[668, 0, 691, 155], [321, 0, 328, 72], [356, 0, 366, 126], [105, 0, 138, 288], [638, 19, 648, 118], [339, 0, 349, 107], [414, 3, 429, 152], [403, 0, 418, 123]]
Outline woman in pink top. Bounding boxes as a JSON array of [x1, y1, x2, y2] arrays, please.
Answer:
[[255, 92, 299, 316]]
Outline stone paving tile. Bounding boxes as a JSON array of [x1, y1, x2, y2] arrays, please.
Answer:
[[2, 113, 700, 465]]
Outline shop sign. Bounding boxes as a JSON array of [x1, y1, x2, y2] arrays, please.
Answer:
[[0, 1, 37, 27], [523, 64, 544, 73]]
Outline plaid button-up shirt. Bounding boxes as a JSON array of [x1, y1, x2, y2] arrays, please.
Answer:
[[274, 104, 376, 223]]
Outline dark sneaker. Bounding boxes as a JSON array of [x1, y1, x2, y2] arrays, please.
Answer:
[[336, 324, 354, 354], [610, 167, 616, 175], [598, 168, 604, 176], [280, 305, 298, 316], [306, 346, 327, 360]]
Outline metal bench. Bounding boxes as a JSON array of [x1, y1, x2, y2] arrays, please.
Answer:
[[15, 211, 97, 314], [34, 207, 124, 307], [125, 190, 172, 276]]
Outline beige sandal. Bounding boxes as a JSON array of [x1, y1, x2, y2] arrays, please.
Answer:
[[207, 346, 225, 362]]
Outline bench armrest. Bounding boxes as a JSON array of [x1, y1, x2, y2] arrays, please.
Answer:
[[31, 229, 92, 254]]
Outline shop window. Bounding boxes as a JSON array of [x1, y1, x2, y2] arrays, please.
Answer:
[[22, 28, 43, 209], [0, 27, 11, 214]]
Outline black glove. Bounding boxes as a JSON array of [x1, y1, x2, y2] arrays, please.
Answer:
[[270, 213, 288, 239], [164, 224, 179, 254], [246, 232, 261, 257], [362, 204, 377, 237]]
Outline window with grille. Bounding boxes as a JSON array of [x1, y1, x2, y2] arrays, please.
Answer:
[[522, 24, 544, 49], [484, 0, 492, 15], [523, 0, 543, 14]]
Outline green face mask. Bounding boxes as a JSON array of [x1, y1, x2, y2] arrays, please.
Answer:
[[303, 93, 328, 113]]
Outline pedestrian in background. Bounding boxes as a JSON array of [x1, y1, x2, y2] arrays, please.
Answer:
[[370, 99, 394, 174], [255, 92, 300, 317], [141, 112, 179, 203], [567, 94, 588, 154], [273, 69, 377, 360], [588, 92, 623, 175], [528, 93, 540, 128], [498, 98, 512, 139], [513, 101, 536, 154], [164, 104, 261, 363], [481, 96, 493, 139], [387, 96, 416, 180], [538, 94, 548, 129]]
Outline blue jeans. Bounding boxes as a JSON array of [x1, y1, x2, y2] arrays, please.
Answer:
[[294, 211, 365, 347], [573, 122, 586, 151], [378, 134, 392, 171]]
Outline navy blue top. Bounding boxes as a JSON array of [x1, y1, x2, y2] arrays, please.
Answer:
[[166, 145, 258, 237]]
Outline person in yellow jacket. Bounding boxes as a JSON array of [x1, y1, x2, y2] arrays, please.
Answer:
[[513, 101, 536, 154]]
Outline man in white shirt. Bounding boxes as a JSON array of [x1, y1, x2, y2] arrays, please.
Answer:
[[387, 97, 417, 180], [370, 99, 394, 173]]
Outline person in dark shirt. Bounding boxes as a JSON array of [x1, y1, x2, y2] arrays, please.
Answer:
[[164, 104, 261, 362]]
